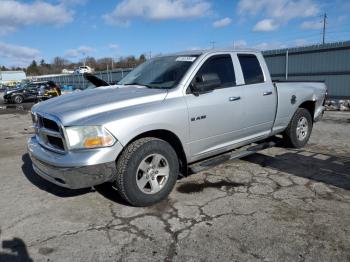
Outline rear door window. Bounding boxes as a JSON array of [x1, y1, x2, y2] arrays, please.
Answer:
[[238, 54, 264, 85]]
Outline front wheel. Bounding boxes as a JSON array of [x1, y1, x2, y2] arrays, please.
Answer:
[[283, 108, 313, 148], [12, 95, 24, 104], [115, 137, 179, 206]]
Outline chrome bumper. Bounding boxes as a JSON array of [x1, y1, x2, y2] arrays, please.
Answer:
[[27, 136, 123, 189]]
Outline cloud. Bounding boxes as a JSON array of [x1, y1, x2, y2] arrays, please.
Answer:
[[213, 17, 232, 28], [59, 0, 87, 5], [300, 20, 323, 30], [238, 0, 320, 31], [233, 40, 248, 48], [64, 46, 95, 58], [0, 1, 73, 35], [104, 0, 211, 25], [0, 26, 16, 36], [109, 44, 120, 51], [252, 42, 287, 50], [0, 42, 41, 67], [253, 19, 279, 32], [294, 38, 309, 46]]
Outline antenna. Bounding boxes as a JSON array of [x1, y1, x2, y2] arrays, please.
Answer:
[[210, 41, 216, 49]]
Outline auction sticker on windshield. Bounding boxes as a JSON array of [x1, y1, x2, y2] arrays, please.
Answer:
[[176, 57, 197, 62]]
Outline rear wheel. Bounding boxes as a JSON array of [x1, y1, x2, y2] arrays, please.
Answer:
[[115, 137, 179, 206], [12, 95, 23, 104], [283, 108, 313, 148]]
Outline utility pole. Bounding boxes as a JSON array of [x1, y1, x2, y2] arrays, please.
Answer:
[[82, 52, 86, 66], [322, 13, 327, 45], [210, 41, 216, 49]]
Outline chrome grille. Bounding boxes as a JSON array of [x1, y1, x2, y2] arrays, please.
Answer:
[[33, 113, 67, 154]]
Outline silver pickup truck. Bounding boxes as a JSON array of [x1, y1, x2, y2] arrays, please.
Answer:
[[28, 49, 326, 206]]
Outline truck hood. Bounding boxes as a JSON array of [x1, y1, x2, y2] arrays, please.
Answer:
[[32, 85, 168, 125]]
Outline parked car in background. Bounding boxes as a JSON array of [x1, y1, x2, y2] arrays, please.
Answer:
[[74, 66, 93, 74], [0, 84, 10, 92], [62, 69, 75, 74], [3, 81, 60, 104], [28, 49, 326, 206]]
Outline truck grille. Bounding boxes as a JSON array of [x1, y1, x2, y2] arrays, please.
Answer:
[[33, 113, 67, 154]]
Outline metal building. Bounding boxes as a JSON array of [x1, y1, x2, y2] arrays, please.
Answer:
[[0, 70, 26, 86], [263, 41, 350, 99]]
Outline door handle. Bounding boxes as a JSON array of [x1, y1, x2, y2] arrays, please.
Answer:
[[263, 91, 273, 96], [229, 96, 241, 102]]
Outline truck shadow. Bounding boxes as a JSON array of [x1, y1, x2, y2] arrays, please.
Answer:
[[243, 150, 350, 190], [0, 229, 33, 262], [21, 153, 92, 197]]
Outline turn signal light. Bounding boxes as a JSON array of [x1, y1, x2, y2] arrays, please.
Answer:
[[83, 136, 113, 148]]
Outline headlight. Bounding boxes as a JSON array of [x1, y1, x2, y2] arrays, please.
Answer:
[[65, 126, 116, 150]]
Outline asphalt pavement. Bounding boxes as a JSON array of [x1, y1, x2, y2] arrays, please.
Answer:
[[0, 94, 349, 261]]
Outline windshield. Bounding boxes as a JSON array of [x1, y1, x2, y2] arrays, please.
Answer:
[[119, 55, 199, 89]]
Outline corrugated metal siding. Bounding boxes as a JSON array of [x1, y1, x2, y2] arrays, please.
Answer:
[[270, 75, 350, 97], [264, 56, 286, 75], [263, 41, 350, 98]]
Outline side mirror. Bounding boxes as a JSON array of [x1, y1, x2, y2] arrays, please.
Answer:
[[190, 73, 221, 96]]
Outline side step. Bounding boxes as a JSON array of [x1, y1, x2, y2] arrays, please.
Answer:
[[188, 141, 276, 174]]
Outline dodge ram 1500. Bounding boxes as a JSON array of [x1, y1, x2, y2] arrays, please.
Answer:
[[28, 49, 326, 206]]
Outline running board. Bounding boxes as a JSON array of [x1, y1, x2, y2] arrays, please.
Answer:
[[188, 141, 276, 174]]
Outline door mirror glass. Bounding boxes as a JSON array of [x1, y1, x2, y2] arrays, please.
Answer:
[[191, 73, 221, 95]]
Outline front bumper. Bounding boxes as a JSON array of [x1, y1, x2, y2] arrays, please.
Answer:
[[3, 95, 10, 102], [27, 136, 123, 189]]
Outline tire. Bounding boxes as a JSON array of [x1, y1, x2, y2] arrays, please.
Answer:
[[283, 108, 313, 148], [12, 95, 23, 104], [115, 137, 179, 206]]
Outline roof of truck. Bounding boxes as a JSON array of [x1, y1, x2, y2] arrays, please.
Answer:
[[169, 48, 261, 57]]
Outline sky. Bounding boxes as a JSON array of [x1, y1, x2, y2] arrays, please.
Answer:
[[0, 0, 350, 67]]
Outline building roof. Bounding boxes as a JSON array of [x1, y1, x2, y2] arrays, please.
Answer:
[[263, 41, 350, 56], [160, 48, 261, 57], [0, 70, 26, 82], [0, 70, 26, 74]]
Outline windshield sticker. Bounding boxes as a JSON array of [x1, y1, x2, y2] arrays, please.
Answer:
[[176, 56, 196, 62]]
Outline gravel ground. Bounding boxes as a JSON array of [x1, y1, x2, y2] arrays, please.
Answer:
[[0, 97, 349, 262]]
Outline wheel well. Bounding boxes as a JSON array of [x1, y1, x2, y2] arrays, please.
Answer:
[[126, 130, 188, 177], [299, 101, 315, 120]]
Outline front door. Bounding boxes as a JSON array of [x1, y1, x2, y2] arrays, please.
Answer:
[[185, 54, 245, 159]]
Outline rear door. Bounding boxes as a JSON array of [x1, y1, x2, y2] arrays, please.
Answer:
[[235, 53, 276, 137], [25, 84, 39, 100]]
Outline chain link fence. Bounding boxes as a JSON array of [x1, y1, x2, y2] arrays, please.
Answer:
[[33, 68, 132, 90]]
